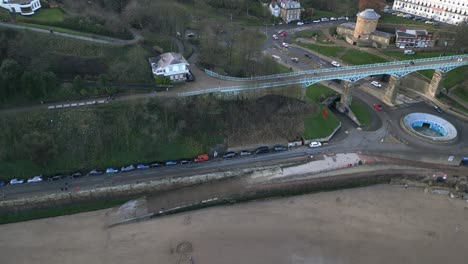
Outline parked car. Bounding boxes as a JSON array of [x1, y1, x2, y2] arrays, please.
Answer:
[[165, 160, 178, 166], [273, 145, 288, 151], [255, 146, 269, 154], [137, 164, 150, 170], [425, 20, 434, 24], [106, 168, 119, 174], [331, 61, 341, 67], [223, 152, 236, 159], [297, 21, 304, 26], [304, 53, 312, 58], [10, 178, 24, 185], [312, 19, 321, 23], [180, 159, 192, 165], [280, 31, 287, 37], [373, 103, 383, 111], [272, 34, 278, 40], [0, 180, 5, 187], [88, 169, 103, 176], [282, 42, 289, 48], [337, 16, 347, 20], [194, 153, 209, 163], [371, 81, 382, 87], [27, 176, 43, 183], [433, 105, 444, 113], [49, 174, 64, 181], [321, 17, 329, 22], [121, 164, 135, 172], [69, 172, 83, 179], [149, 161, 163, 167], [309, 141, 322, 148], [239, 150, 252, 156], [330, 17, 337, 21], [291, 57, 299, 63]]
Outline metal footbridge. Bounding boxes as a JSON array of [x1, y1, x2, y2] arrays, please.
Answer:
[[178, 55, 468, 97]]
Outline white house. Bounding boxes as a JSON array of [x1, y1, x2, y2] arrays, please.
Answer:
[[0, 0, 41, 16], [269, 1, 281, 17], [393, 0, 468, 25], [279, 0, 301, 23], [149, 52, 189, 82]]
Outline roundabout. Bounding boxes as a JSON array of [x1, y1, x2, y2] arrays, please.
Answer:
[[402, 113, 458, 142]]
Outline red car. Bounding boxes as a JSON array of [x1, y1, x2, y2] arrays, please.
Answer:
[[373, 103, 382, 111]]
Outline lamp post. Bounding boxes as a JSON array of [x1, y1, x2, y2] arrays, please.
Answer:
[[443, 41, 448, 56]]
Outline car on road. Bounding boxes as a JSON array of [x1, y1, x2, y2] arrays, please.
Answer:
[[433, 105, 444, 113], [223, 152, 236, 159], [321, 17, 329, 22], [291, 57, 299, 63], [106, 168, 119, 174], [272, 34, 278, 40], [312, 19, 321, 23], [371, 81, 382, 87], [137, 164, 150, 170], [165, 160, 178, 166], [373, 103, 383, 111], [27, 176, 43, 183], [304, 53, 312, 58], [121, 164, 135, 172], [88, 169, 103, 176], [149, 161, 163, 167], [240, 150, 252, 156], [255, 146, 269, 154], [309, 141, 322, 148], [297, 21, 304, 25], [282, 42, 289, 48], [273, 145, 288, 151], [280, 31, 287, 37], [10, 178, 24, 185], [331, 61, 340, 67]]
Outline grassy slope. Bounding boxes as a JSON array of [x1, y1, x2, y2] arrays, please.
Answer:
[[350, 100, 371, 125], [299, 43, 345, 57], [341, 49, 387, 65], [452, 86, 468, 102], [304, 84, 340, 139]]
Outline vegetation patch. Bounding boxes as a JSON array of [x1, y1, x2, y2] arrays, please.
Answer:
[[304, 84, 340, 139], [444, 66, 468, 88], [452, 86, 468, 102], [341, 49, 387, 65], [350, 100, 371, 125], [298, 43, 345, 57]]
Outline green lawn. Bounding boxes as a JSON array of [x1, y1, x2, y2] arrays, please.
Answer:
[[350, 100, 371, 125], [341, 49, 388, 65], [304, 84, 340, 139], [418, 69, 435, 79], [18, 8, 65, 23], [294, 30, 333, 45], [452, 86, 468, 102], [444, 66, 468, 88], [298, 43, 346, 57], [379, 13, 431, 26]]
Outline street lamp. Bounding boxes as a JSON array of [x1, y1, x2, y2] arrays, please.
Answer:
[[443, 41, 448, 56]]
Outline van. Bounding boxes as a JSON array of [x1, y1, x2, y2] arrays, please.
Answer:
[[194, 153, 209, 163], [404, 50, 415, 55]]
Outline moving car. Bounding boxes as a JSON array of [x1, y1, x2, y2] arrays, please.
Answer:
[[373, 103, 383, 111], [297, 21, 304, 25], [282, 42, 289, 48], [121, 164, 135, 172], [27, 176, 43, 183], [10, 178, 24, 185], [280, 31, 287, 37], [223, 152, 236, 158], [291, 57, 299, 63], [371, 81, 382, 87], [433, 105, 444, 113], [331, 61, 340, 67], [309, 141, 322, 148], [239, 150, 252, 156], [255, 146, 269, 154], [273, 145, 288, 151], [304, 53, 312, 58], [106, 168, 119, 174], [137, 164, 150, 170], [272, 34, 278, 40]]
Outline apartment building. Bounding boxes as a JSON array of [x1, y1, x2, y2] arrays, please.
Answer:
[[393, 0, 468, 25]]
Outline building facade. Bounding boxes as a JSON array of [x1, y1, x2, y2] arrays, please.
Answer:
[[395, 29, 435, 48], [0, 0, 41, 16], [149, 53, 190, 82], [269, 1, 281, 17], [279, 0, 301, 23], [393, 0, 468, 25]]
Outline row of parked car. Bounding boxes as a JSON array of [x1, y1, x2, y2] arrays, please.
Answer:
[[297, 16, 349, 25], [385, 9, 440, 26], [1, 143, 322, 187]]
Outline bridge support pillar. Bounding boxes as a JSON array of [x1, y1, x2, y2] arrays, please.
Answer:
[[384, 75, 400, 105], [337, 81, 354, 113], [427, 70, 445, 97]]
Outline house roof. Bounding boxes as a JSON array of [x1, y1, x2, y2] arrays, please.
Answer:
[[357, 9, 381, 20], [396, 29, 430, 38], [373, 30, 394, 37], [151, 52, 189, 70], [339, 22, 357, 29]]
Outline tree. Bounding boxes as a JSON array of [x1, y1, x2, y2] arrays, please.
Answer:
[[358, 0, 385, 11], [0, 59, 23, 97], [73, 75, 84, 93], [453, 21, 468, 53], [21, 131, 58, 166]]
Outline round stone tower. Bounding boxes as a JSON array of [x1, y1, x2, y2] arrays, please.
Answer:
[[353, 9, 380, 41]]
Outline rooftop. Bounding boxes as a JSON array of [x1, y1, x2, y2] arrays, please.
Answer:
[[357, 9, 381, 20]]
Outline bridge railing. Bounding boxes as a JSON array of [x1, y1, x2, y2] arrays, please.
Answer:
[[205, 54, 468, 82]]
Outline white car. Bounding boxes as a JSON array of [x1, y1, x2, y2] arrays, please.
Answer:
[[331, 61, 340, 67], [27, 176, 43, 183], [309, 141, 322, 148], [10, 178, 25, 185], [312, 19, 321, 23], [272, 34, 278, 40], [330, 17, 337, 21], [282, 42, 289, 48], [371, 81, 382, 87], [297, 21, 304, 26], [321, 17, 329, 22]]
